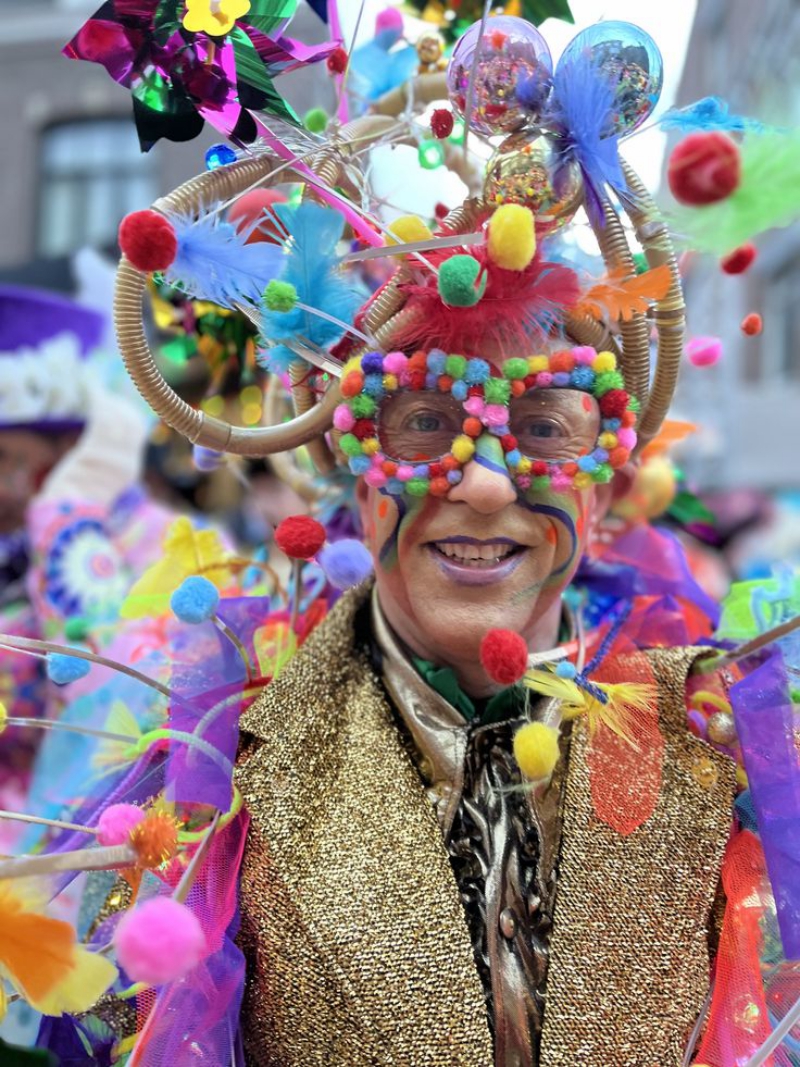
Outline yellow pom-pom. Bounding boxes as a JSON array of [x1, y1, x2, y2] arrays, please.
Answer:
[[386, 215, 433, 248], [513, 722, 560, 781], [593, 350, 617, 373], [574, 472, 593, 490], [0, 702, 6, 736], [516, 456, 532, 475], [341, 356, 363, 378], [528, 354, 549, 373], [598, 432, 618, 449], [451, 435, 475, 463], [487, 204, 536, 271], [362, 437, 380, 455], [383, 373, 398, 391]]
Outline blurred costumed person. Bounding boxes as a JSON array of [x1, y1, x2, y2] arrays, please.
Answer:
[[3, 5, 800, 1067]]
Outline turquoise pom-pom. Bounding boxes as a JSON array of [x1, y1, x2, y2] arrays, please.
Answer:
[[47, 652, 91, 685], [437, 255, 487, 307], [318, 539, 374, 590], [171, 576, 220, 624], [555, 661, 577, 679]]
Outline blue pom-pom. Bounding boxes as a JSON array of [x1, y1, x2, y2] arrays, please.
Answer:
[[446, 470, 462, 485], [464, 359, 490, 385], [506, 449, 522, 466], [362, 374, 385, 398], [349, 455, 372, 475], [361, 352, 384, 374], [426, 350, 447, 375], [386, 478, 405, 495], [577, 455, 598, 472], [171, 576, 220, 624], [552, 372, 571, 387], [47, 652, 91, 685], [318, 539, 374, 591], [424, 372, 438, 389], [451, 380, 468, 401], [570, 367, 595, 390], [193, 445, 224, 472], [555, 660, 577, 679]]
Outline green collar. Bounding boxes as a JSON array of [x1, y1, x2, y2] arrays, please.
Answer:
[[411, 656, 525, 726]]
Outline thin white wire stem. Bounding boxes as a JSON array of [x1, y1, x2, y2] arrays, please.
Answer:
[[5, 715, 138, 744], [0, 809, 98, 836], [333, 0, 368, 117]]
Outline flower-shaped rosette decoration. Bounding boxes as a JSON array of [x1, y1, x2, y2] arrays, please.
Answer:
[[334, 347, 638, 497], [44, 518, 128, 619], [183, 0, 252, 37]]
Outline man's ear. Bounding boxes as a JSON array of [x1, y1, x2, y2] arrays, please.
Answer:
[[591, 459, 639, 522]]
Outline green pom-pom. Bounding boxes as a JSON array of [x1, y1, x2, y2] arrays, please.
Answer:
[[406, 477, 430, 496], [629, 395, 641, 413], [503, 358, 528, 380], [339, 434, 363, 457], [303, 107, 328, 133], [437, 255, 486, 308], [350, 394, 376, 418], [592, 463, 614, 483], [593, 370, 625, 396], [64, 616, 90, 641], [633, 252, 649, 274], [264, 280, 298, 313], [531, 475, 551, 491], [484, 377, 511, 404], [445, 354, 467, 379]]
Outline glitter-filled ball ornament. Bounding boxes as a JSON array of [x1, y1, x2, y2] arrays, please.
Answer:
[[707, 711, 737, 747], [484, 130, 583, 230], [447, 16, 553, 136], [558, 21, 663, 136]]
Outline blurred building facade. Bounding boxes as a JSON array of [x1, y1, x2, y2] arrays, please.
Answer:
[[671, 0, 800, 490], [0, 0, 331, 286]]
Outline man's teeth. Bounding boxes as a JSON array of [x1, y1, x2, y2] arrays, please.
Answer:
[[433, 541, 518, 566]]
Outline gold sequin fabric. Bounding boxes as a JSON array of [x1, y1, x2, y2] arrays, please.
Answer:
[[235, 585, 493, 1065], [236, 589, 735, 1067], [540, 647, 736, 1067]]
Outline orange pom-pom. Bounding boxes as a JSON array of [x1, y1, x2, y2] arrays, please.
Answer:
[[129, 809, 180, 869], [741, 312, 763, 336]]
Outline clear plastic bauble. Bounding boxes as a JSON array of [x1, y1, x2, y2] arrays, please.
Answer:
[[484, 130, 583, 231], [557, 21, 663, 136], [447, 16, 553, 137]]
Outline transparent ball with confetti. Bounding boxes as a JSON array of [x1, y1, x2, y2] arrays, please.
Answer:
[[558, 21, 663, 136], [447, 16, 553, 136], [484, 130, 583, 231]]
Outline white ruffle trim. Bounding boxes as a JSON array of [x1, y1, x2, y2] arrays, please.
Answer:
[[0, 334, 92, 424]]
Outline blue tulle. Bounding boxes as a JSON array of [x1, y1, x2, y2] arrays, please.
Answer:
[[165, 214, 284, 309], [660, 95, 764, 134], [259, 202, 364, 372]]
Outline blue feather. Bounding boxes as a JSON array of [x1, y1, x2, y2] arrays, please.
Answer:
[[660, 96, 764, 135], [165, 214, 285, 309], [258, 202, 365, 373], [549, 53, 629, 228]]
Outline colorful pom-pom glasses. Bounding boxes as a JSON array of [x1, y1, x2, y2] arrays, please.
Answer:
[[334, 346, 639, 497]]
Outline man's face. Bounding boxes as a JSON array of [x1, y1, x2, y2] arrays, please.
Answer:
[[355, 354, 629, 696], [0, 430, 75, 534]]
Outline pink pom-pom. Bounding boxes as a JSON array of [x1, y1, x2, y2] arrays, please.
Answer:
[[396, 465, 415, 482], [572, 346, 597, 365], [483, 404, 508, 427], [383, 351, 408, 375], [333, 405, 356, 432], [616, 427, 637, 450], [464, 396, 485, 417], [97, 804, 145, 847], [536, 372, 554, 387], [551, 471, 572, 492], [480, 629, 529, 685], [114, 897, 207, 985], [686, 336, 723, 367], [376, 6, 403, 34], [365, 468, 387, 488]]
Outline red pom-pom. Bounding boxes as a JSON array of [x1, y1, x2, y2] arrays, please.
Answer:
[[430, 109, 455, 139], [228, 189, 287, 245], [599, 389, 630, 418], [741, 312, 763, 336], [480, 629, 529, 685], [434, 202, 450, 221], [327, 46, 349, 74], [721, 243, 757, 274], [119, 210, 177, 272], [274, 516, 326, 559], [668, 132, 741, 206]]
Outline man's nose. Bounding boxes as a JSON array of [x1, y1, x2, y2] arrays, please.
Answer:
[[447, 434, 517, 514]]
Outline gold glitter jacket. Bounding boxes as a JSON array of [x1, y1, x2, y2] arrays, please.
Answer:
[[235, 586, 735, 1067]]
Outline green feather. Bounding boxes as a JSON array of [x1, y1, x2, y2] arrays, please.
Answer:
[[671, 132, 800, 254]]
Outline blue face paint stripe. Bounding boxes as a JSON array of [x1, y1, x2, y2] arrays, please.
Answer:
[[473, 453, 510, 478], [516, 499, 578, 578], [378, 489, 406, 565]]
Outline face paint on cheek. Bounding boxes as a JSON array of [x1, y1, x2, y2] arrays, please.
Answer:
[[516, 494, 581, 583], [376, 491, 405, 569]]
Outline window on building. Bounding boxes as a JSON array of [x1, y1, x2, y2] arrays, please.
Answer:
[[38, 119, 157, 258], [764, 256, 800, 383]]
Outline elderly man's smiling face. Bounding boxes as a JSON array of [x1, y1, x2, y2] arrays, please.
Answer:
[[356, 351, 633, 697]]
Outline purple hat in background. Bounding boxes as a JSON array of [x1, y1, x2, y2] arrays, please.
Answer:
[[0, 285, 105, 433]]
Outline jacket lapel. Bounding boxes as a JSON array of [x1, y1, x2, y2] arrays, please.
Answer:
[[236, 587, 492, 1065], [541, 648, 735, 1067]]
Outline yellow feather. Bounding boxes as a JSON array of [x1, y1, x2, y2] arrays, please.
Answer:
[[31, 946, 117, 1016], [524, 669, 656, 747], [92, 700, 143, 776]]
